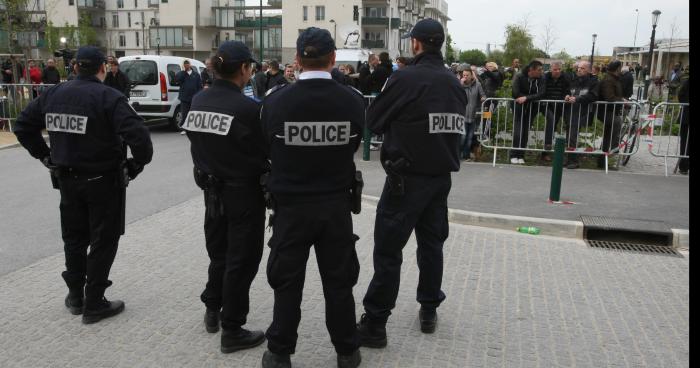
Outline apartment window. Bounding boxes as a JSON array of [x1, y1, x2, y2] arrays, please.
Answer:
[[69, 0, 74, 5], [365, 7, 387, 17], [112, 13, 119, 27], [128, 13, 132, 27], [302, 6, 307, 21], [136, 32, 140, 47], [134, 0, 138, 7], [315, 6, 324, 21], [119, 33, 126, 47], [117, 0, 124, 8]]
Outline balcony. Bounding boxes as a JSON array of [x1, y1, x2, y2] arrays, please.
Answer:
[[148, 0, 159, 8], [362, 17, 401, 28], [77, 0, 105, 10], [362, 39, 385, 49], [149, 27, 194, 49], [234, 17, 282, 28], [213, 0, 282, 9], [0, 0, 46, 13]]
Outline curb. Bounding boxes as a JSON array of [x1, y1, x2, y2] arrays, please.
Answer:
[[362, 195, 584, 239]]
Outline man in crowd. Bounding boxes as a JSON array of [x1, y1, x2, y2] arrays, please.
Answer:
[[668, 63, 683, 100], [510, 60, 546, 165], [264, 60, 286, 94], [542, 61, 571, 162], [201, 58, 214, 89], [284, 64, 296, 84], [596, 60, 625, 169], [563, 61, 598, 169], [253, 61, 268, 100], [620, 65, 635, 100], [42, 59, 62, 85], [358, 54, 380, 95], [175, 60, 202, 133], [104, 61, 131, 97]]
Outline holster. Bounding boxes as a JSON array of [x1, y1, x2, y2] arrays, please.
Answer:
[[117, 162, 129, 235], [194, 167, 224, 219], [49, 168, 61, 190], [351, 171, 364, 214], [385, 158, 409, 196]]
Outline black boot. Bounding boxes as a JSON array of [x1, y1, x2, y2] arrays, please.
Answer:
[[204, 308, 220, 333], [357, 313, 387, 348], [419, 307, 437, 334], [64, 289, 84, 315], [82, 298, 125, 324], [220, 328, 265, 354], [337, 349, 361, 368], [261, 350, 291, 368]]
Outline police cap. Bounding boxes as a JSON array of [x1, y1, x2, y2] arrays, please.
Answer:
[[297, 27, 336, 58], [75, 46, 106, 68], [401, 18, 445, 47], [218, 40, 258, 65]]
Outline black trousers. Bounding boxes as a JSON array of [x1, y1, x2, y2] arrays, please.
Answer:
[[200, 185, 265, 331], [544, 104, 566, 148], [363, 174, 451, 323], [266, 197, 360, 355], [597, 106, 623, 153], [561, 104, 590, 162], [179, 101, 191, 128], [511, 103, 543, 158], [58, 172, 121, 307]]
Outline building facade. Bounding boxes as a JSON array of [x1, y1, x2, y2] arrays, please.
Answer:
[[3, 0, 449, 65]]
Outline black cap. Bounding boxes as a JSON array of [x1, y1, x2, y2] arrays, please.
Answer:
[[75, 46, 106, 68], [218, 41, 258, 65], [297, 27, 336, 58], [401, 18, 445, 47]]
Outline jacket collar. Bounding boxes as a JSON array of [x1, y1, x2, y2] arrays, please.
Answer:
[[411, 51, 444, 66], [76, 75, 102, 83], [213, 79, 243, 93]]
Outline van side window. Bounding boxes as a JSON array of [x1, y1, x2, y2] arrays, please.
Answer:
[[167, 64, 182, 86]]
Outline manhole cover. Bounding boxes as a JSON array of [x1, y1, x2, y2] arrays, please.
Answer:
[[586, 239, 681, 256]]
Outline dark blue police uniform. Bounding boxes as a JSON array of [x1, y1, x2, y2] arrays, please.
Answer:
[[261, 28, 365, 363], [359, 19, 467, 342], [183, 41, 268, 352], [13, 46, 153, 323]]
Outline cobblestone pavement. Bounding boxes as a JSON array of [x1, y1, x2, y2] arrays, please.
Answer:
[[618, 136, 686, 176], [0, 198, 689, 367]]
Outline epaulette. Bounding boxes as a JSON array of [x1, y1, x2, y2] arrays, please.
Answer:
[[265, 83, 288, 97]]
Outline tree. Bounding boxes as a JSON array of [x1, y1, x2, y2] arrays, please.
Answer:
[[539, 18, 558, 58], [488, 50, 506, 66], [445, 33, 456, 63], [77, 12, 98, 47], [459, 49, 487, 66], [552, 49, 573, 62], [503, 23, 536, 65]]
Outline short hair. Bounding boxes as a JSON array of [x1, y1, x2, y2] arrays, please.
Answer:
[[607, 60, 622, 72], [47, 58, 55, 63], [486, 62, 498, 69], [77, 64, 100, 77], [419, 40, 442, 55], [268, 59, 280, 70], [379, 52, 390, 63], [528, 60, 544, 69], [550, 61, 563, 68], [299, 52, 333, 70], [396, 57, 409, 65], [368, 54, 378, 63]]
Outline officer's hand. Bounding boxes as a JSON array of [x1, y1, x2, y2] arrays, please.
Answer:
[[126, 158, 144, 180], [41, 156, 57, 170]]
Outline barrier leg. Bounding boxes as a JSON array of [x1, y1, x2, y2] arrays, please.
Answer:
[[605, 154, 609, 175], [664, 156, 669, 177], [492, 147, 497, 167], [549, 138, 565, 202], [363, 127, 371, 161]]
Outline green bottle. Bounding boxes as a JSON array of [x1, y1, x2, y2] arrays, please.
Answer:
[[517, 227, 541, 235]]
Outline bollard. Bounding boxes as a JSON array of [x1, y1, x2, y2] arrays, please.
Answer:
[[549, 137, 565, 202], [363, 127, 371, 161]]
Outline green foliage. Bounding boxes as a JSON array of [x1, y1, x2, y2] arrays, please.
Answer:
[[488, 50, 506, 66], [44, 21, 60, 51], [77, 13, 98, 46], [504, 24, 536, 65], [459, 49, 487, 66], [445, 34, 456, 64]]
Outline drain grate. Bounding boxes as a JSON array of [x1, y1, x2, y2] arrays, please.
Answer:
[[586, 239, 681, 256]]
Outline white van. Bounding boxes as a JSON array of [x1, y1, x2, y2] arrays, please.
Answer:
[[119, 55, 206, 128]]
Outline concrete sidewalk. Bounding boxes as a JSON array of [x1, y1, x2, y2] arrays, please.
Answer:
[[355, 152, 690, 230], [0, 197, 689, 367]]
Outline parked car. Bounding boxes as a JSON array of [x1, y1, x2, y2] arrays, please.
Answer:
[[119, 55, 206, 129]]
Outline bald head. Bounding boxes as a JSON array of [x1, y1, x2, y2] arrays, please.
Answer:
[[576, 61, 591, 77]]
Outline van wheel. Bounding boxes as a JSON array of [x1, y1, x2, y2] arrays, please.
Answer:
[[170, 106, 182, 131]]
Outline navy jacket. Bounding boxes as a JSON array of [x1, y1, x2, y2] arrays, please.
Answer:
[[176, 69, 203, 103], [367, 52, 467, 176], [13, 75, 153, 172], [184, 79, 268, 181], [262, 74, 365, 198]]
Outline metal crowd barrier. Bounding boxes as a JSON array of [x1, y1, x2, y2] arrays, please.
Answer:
[[0, 83, 56, 132], [478, 98, 644, 173], [649, 102, 690, 176]]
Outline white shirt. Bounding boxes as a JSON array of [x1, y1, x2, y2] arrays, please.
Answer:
[[298, 71, 332, 80]]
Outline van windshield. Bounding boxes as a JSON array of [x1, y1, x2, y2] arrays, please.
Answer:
[[120, 60, 158, 86]]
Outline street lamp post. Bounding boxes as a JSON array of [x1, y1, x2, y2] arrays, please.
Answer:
[[330, 19, 337, 45], [156, 36, 161, 55], [633, 9, 639, 48], [643, 10, 662, 100], [259, 0, 264, 62], [589, 34, 597, 69]]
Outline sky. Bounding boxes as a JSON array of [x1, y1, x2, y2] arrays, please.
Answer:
[[445, 0, 689, 57]]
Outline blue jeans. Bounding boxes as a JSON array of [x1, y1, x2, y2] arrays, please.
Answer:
[[460, 122, 476, 159]]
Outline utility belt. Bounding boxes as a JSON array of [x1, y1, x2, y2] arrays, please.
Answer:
[[49, 166, 120, 189], [259, 171, 364, 228], [193, 167, 261, 219]]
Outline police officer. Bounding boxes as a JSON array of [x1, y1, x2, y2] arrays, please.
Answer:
[[260, 28, 365, 368], [13, 46, 153, 324], [182, 41, 268, 353], [357, 19, 467, 346]]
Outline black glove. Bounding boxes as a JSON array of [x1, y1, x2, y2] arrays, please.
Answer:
[[125, 158, 144, 180]]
